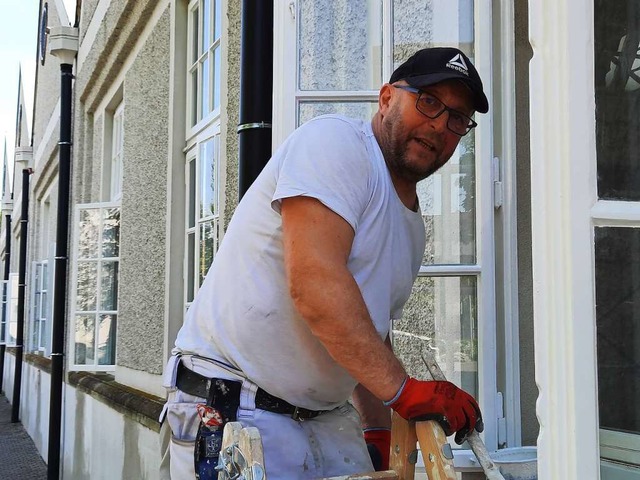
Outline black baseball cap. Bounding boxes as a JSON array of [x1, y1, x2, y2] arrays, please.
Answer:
[[389, 47, 489, 114]]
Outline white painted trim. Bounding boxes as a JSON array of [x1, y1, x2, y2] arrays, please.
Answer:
[[498, 0, 522, 448], [419, 264, 482, 275], [115, 365, 165, 398], [528, 0, 600, 478], [474, 0, 499, 454], [591, 200, 640, 226], [163, 0, 189, 365], [53, 0, 71, 27], [77, 0, 111, 72], [271, 0, 297, 149], [34, 100, 61, 168], [78, 0, 171, 95]]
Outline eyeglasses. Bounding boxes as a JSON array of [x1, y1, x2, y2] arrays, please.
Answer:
[[393, 85, 477, 136]]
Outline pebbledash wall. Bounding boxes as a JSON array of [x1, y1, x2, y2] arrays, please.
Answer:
[[0, 0, 243, 478]]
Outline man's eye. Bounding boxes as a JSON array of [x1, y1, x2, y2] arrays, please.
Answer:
[[421, 95, 440, 107], [450, 112, 466, 125]]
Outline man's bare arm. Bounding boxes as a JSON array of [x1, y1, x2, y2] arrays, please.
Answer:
[[281, 196, 406, 402]]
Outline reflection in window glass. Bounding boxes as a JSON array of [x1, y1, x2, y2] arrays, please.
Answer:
[[102, 208, 120, 258], [595, 227, 640, 435], [200, 138, 217, 218], [76, 261, 98, 311], [200, 222, 215, 285], [393, 0, 475, 69], [78, 210, 100, 258], [393, 275, 478, 398], [98, 314, 117, 365], [298, 102, 378, 126], [73, 206, 120, 368], [594, 0, 640, 200], [298, 0, 383, 91], [418, 134, 476, 265], [75, 315, 95, 365]]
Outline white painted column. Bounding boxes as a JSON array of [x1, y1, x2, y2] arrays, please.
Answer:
[[528, 0, 600, 478]]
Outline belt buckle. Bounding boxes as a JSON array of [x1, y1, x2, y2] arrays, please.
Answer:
[[291, 407, 304, 421]]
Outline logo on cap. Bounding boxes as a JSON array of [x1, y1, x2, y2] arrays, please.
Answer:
[[446, 54, 469, 76]]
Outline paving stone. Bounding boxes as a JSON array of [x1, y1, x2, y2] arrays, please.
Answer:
[[0, 394, 47, 480]]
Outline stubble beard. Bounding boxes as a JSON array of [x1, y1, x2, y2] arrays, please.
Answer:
[[379, 108, 444, 184]]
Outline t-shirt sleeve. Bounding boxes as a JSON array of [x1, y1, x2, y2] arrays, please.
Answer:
[[271, 117, 373, 231]]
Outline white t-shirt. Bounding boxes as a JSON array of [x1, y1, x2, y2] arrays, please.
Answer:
[[174, 115, 426, 410]]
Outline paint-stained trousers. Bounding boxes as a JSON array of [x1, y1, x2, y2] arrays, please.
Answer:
[[159, 355, 374, 479]]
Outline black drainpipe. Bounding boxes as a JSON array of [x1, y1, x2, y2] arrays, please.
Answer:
[[237, 0, 274, 199], [0, 214, 11, 393], [47, 61, 73, 480], [11, 169, 32, 422]]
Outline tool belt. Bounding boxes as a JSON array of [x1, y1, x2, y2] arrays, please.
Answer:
[[176, 361, 330, 421]]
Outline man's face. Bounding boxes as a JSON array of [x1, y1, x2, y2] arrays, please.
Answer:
[[377, 79, 475, 184]]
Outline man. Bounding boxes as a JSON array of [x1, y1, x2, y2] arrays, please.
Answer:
[[161, 47, 489, 479]]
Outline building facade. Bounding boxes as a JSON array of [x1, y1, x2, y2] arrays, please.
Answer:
[[0, 0, 638, 478]]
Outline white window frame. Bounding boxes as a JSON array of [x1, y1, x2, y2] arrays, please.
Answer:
[[184, 0, 223, 308], [529, 0, 601, 478], [110, 102, 124, 202], [187, 0, 223, 138], [273, 0, 502, 466], [30, 261, 49, 352], [5, 273, 19, 346], [184, 125, 221, 306], [69, 202, 121, 372], [0, 279, 8, 345]]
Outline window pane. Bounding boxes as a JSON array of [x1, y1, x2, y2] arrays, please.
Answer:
[[298, 101, 378, 127], [596, 227, 640, 435], [76, 261, 98, 311], [214, 0, 221, 40], [298, 0, 383, 90], [201, 57, 210, 117], [200, 137, 217, 218], [74, 314, 95, 365], [41, 292, 47, 319], [78, 210, 100, 258], [394, 0, 474, 65], [42, 263, 48, 289], [594, 0, 640, 200], [213, 46, 221, 110], [39, 319, 46, 349], [191, 70, 198, 127], [102, 208, 120, 258], [187, 232, 195, 302], [192, 7, 199, 63], [418, 134, 476, 265], [100, 262, 119, 311], [1, 282, 7, 343], [199, 221, 215, 287], [202, 0, 211, 50], [393, 275, 478, 398], [189, 158, 197, 228], [98, 314, 117, 365]]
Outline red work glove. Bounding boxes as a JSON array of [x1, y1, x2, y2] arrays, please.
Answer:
[[386, 377, 483, 445], [363, 428, 391, 471]]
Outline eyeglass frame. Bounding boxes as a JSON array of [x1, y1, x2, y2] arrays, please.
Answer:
[[392, 85, 478, 136]]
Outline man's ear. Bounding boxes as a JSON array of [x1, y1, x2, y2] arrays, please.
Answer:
[[378, 83, 394, 115]]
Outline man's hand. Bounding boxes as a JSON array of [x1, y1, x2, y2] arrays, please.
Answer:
[[387, 377, 484, 444], [363, 428, 391, 471]]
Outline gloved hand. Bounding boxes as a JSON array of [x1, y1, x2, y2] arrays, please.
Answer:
[[386, 377, 483, 444], [363, 428, 391, 471]]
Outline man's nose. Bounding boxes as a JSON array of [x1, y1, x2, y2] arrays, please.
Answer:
[[429, 110, 449, 133]]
